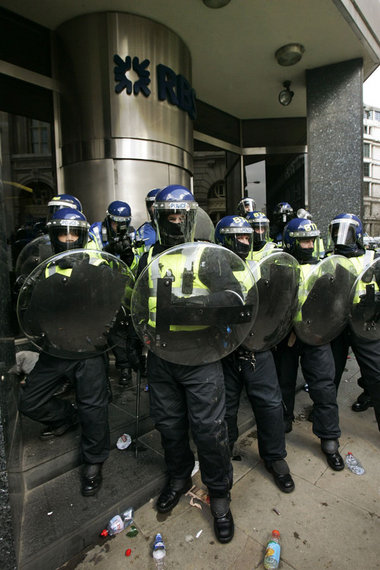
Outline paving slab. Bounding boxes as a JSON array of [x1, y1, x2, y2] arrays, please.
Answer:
[[65, 353, 380, 570]]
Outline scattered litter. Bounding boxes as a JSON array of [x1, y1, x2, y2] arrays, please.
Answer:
[[191, 461, 200, 477], [185, 535, 194, 543], [195, 529, 203, 539], [127, 525, 138, 537], [47, 512, 53, 516], [186, 485, 210, 510], [152, 533, 166, 568], [116, 433, 132, 450], [125, 548, 132, 557], [273, 508, 281, 516], [101, 507, 134, 536], [345, 452, 365, 475]]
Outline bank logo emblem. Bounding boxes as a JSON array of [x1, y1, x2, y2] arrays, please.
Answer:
[[113, 54, 197, 120], [113, 55, 151, 96]]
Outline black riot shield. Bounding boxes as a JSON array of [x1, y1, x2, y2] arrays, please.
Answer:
[[242, 252, 299, 351], [15, 234, 53, 278], [17, 249, 134, 358], [293, 255, 357, 346], [349, 257, 380, 340], [131, 243, 258, 365]]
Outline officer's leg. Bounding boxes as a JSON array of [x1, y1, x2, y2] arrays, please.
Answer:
[[300, 343, 340, 439], [19, 352, 78, 434], [148, 353, 195, 480], [75, 354, 110, 496], [330, 329, 350, 392], [221, 353, 244, 454], [300, 343, 344, 471], [274, 336, 300, 431], [183, 360, 234, 544], [242, 351, 295, 493], [350, 335, 380, 430], [108, 326, 132, 386], [147, 352, 195, 515]]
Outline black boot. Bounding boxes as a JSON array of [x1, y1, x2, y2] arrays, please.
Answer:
[[210, 494, 234, 544], [40, 408, 79, 441], [156, 477, 192, 513], [81, 463, 103, 497], [320, 439, 344, 471], [265, 459, 295, 493], [119, 368, 132, 387], [351, 391, 373, 412]]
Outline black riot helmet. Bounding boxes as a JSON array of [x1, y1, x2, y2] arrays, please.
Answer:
[[273, 201, 294, 225]]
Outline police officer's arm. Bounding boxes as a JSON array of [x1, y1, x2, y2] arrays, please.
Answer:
[[197, 248, 244, 306]]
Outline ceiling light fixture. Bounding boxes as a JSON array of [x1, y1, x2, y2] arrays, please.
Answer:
[[202, 0, 231, 8], [275, 43, 305, 66], [278, 81, 294, 106]]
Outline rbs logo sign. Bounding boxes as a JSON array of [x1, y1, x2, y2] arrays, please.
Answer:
[[113, 55, 197, 120]]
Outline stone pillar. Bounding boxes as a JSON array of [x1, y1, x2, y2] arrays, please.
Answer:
[[55, 12, 195, 227], [0, 171, 17, 569], [306, 59, 363, 240]]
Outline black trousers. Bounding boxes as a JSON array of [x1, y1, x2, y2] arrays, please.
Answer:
[[147, 352, 232, 497], [108, 326, 130, 370], [222, 350, 286, 463], [19, 352, 110, 464], [331, 327, 380, 430], [274, 336, 341, 440]]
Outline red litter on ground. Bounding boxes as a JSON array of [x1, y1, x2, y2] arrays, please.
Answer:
[[125, 548, 132, 557]]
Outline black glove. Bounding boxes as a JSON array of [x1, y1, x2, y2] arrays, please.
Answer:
[[120, 247, 135, 267]]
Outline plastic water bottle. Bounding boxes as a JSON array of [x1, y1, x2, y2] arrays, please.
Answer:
[[152, 533, 166, 569], [263, 529, 281, 569], [101, 507, 134, 536], [345, 452, 365, 475]]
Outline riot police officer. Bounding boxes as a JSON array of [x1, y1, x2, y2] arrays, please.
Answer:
[[237, 197, 256, 218], [135, 188, 160, 254], [328, 213, 380, 429], [89, 200, 138, 386], [275, 217, 344, 471], [133, 185, 239, 544], [215, 216, 295, 493], [47, 194, 82, 220], [18, 208, 111, 496], [270, 201, 294, 244], [246, 210, 277, 260]]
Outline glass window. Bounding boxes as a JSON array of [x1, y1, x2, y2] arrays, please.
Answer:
[[363, 162, 370, 177], [0, 111, 56, 273], [375, 110, 380, 122], [363, 143, 371, 158], [363, 181, 370, 196]]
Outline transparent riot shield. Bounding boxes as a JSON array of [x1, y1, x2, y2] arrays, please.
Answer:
[[242, 251, 299, 351], [131, 242, 258, 365], [293, 255, 357, 346], [349, 257, 380, 340], [15, 234, 53, 277], [194, 207, 215, 243], [17, 249, 134, 359]]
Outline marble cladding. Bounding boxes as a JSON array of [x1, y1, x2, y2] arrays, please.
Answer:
[[306, 59, 363, 239]]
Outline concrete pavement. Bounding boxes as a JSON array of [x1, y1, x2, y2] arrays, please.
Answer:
[[63, 354, 380, 570]]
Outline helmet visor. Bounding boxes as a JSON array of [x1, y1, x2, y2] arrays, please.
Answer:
[[329, 220, 357, 247], [48, 219, 89, 253], [154, 201, 197, 246]]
